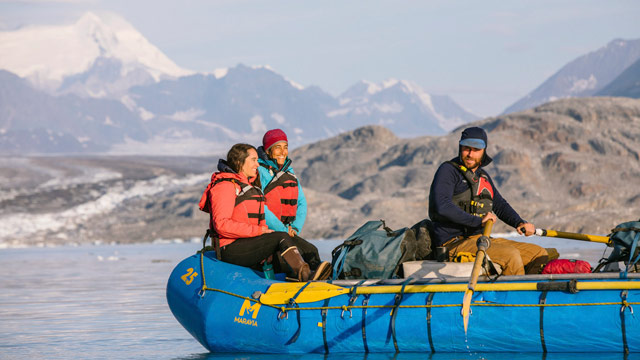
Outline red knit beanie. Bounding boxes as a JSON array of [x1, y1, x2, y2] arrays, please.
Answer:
[[262, 129, 288, 151]]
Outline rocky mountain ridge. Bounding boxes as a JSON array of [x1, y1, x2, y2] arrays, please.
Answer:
[[597, 57, 640, 99], [298, 96, 640, 237], [504, 38, 640, 114]]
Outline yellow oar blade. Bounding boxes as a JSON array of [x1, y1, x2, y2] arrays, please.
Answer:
[[462, 289, 473, 333], [259, 281, 349, 305], [535, 228, 610, 244]]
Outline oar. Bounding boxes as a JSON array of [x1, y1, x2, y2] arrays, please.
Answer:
[[260, 278, 640, 305], [260, 282, 350, 304], [461, 219, 494, 334], [535, 228, 611, 245]]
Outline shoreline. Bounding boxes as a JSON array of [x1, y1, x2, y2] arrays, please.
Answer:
[[0, 236, 613, 268]]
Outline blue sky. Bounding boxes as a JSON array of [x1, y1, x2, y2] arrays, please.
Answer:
[[1, 0, 639, 116]]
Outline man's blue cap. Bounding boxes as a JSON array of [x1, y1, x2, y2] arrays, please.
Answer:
[[459, 127, 487, 149]]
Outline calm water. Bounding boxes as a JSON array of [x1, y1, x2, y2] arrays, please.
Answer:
[[0, 239, 631, 360]]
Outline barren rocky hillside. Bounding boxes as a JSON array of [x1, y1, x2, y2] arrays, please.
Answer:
[[1, 97, 638, 246], [296, 97, 640, 237]]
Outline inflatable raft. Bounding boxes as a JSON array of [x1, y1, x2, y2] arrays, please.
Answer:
[[166, 250, 640, 353]]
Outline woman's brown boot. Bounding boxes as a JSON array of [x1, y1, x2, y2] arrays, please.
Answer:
[[281, 247, 311, 281]]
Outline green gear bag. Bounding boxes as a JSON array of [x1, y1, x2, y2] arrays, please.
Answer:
[[331, 219, 432, 279]]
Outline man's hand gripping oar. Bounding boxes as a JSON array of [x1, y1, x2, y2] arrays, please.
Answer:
[[462, 216, 494, 334]]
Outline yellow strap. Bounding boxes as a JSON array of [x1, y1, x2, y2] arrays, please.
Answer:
[[453, 252, 476, 263]]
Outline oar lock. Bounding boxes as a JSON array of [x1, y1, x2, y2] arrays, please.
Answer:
[[477, 235, 491, 251]]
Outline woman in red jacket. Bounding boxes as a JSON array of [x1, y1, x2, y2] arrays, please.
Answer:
[[199, 143, 313, 281]]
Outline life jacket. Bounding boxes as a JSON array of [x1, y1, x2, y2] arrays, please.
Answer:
[[448, 161, 494, 218], [260, 162, 299, 225], [199, 176, 266, 235]]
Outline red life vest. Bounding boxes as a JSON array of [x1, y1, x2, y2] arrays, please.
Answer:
[[261, 164, 299, 225], [199, 173, 265, 246]]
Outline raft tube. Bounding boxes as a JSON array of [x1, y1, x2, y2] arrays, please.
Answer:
[[166, 251, 640, 353]]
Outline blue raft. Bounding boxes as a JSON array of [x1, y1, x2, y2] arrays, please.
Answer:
[[166, 251, 640, 353]]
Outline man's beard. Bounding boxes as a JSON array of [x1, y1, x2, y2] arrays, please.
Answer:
[[463, 156, 481, 170]]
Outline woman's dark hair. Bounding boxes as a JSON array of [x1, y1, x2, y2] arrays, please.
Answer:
[[226, 143, 257, 174]]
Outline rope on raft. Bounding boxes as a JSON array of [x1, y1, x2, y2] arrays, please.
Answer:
[[198, 247, 639, 317]]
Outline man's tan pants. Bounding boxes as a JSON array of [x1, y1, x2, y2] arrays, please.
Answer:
[[443, 234, 549, 275]]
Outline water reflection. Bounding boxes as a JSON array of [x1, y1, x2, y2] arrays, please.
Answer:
[[174, 352, 633, 360], [0, 242, 631, 360]]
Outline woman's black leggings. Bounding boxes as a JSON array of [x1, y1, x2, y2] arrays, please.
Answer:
[[220, 232, 322, 272]]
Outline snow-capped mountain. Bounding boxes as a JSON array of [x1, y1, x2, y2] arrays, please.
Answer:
[[0, 12, 193, 97], [0, 12, 478, 154], [122, 64, 340, 150], [0, 70, 147, 153], [503, 38, 640, 114], [332, 79, 478, 135]]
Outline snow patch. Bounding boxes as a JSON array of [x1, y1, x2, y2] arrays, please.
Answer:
[[38, 168, 122, 189], [138, 107, 155, 121], [377, 118, 396, 125], [270, 113, 286, 125], [382, 78, 400, 89], [212, 68, 228, 79], [0, 173, 209, 241], [108, 136, 225, 155], [326, 108, 352, 118], [287, 79, 305, 90], [361, 80, 381, 95], [339, 98, 352, 106], [251, 64, 304, 90], [168, 108, 206, 122], [569, 75, 598, 93], [250, 115, 267, 133], [373, 102, 403, 113], [120, 95, 137, 110]]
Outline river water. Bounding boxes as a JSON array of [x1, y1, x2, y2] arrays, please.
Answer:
[[0, 239, 630, 360]]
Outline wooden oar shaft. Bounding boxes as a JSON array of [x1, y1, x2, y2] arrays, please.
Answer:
[[483, 220, 494, 238], [536, 229, 610, 244], [463, 219, 494, 332], [466, 252, 485, 291], [466, 221, 494, 290]]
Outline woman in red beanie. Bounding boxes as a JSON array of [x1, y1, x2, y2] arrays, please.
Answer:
[[199, 143, 316, 281], [258, 129, 331, 280]]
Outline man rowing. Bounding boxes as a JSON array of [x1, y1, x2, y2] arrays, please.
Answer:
[[428, 127, 549, 275]]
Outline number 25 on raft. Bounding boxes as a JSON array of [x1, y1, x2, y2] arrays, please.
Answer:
[[181, 268, 198, 285]]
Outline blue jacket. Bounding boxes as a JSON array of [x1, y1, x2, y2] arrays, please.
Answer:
[[428, 156, 525, 246], [257, 146, 308, 233]]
